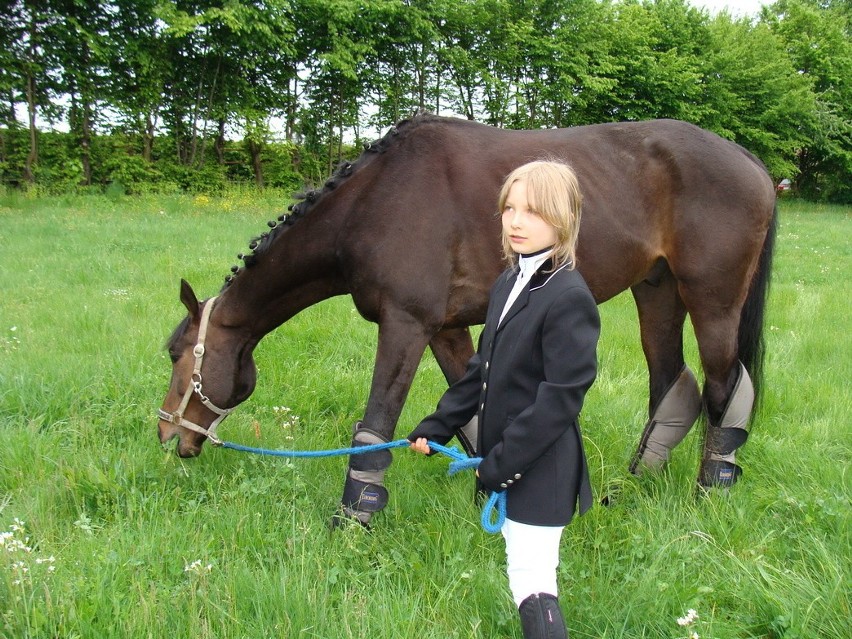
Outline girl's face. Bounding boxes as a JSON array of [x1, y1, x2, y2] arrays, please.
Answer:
[[501, 179, 558, 256]]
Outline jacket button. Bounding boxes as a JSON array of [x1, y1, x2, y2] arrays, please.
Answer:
[[514, 473, 522, 480], [506, 479, 514, 485], [485, 361, 489, 370], [480, 403, 484, 411], [482, 382, 487, 391], [500, 482, 508, 489]]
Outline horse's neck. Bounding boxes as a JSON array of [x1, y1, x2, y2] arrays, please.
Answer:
[[217, 214, 347, 337]]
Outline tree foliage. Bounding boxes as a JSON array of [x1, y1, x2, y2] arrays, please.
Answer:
[[0, 0, 848, 202]]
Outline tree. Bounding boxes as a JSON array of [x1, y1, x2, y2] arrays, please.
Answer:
[[0, 1, 27, 181], [699, 12, 814, 178], [294, 0, 376, 172], [0, 0, 845, 199], [434, 0, 486, 121], [105, 0, 172, 163], [578, 0, 711, 123], [12, 1, 64, 183], [365, 0, 441, 127], [49, 0, 112, 186], [201, 0, 298, 186], [763, 0, 851, 202]]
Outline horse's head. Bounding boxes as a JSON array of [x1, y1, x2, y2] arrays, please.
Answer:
[[157, 280, 257, 457]]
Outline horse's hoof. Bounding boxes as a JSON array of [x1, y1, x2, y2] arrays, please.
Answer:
[[329, 506, 372, 531], [600, 484, 622, 506], [694, 482, 732, 500]]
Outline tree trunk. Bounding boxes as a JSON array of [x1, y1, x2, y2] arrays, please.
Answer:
[[247, 138, 264, 188], [75, 40, 93, 186], [215, 118, 225, 164], [23, 7, 39, 184], [80, 99, 92, 186], [286, 77, 297, 142], [141, 112, 156, 162], [24, 73, 37, 184]]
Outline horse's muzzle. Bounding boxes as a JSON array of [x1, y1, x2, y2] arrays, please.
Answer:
[[158, 417, 204, 458]]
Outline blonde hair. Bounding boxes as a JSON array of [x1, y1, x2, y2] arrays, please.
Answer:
[[497, 160, 583, 270]]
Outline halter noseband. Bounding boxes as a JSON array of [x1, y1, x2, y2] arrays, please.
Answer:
[[157, 296, 232, 445]]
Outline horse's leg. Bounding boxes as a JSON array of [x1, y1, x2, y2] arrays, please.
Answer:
[[629, 269, 702, 473], [429, 327, 475, 383], [429, 327, 478, 456], [681, 293, 755, 488], [338, 312, 435, 526]]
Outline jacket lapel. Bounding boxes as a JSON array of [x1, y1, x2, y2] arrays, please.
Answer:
[[490, 270, 516, 331], [529, 259, 571, 291], [497, 286, 530, 332], [496, 258, 570, 333]]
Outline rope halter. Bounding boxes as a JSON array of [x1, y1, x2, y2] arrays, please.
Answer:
[[157, 296, 232, 445]]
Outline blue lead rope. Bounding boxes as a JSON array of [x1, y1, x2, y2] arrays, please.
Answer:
[[221, 438, 411, 457], [220, 437, 506, 533]]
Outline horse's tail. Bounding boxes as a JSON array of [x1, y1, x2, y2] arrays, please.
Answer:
[[737, 202, 778, 404]]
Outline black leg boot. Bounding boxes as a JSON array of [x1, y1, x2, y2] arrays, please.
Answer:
[[519, 593, 569, 639]]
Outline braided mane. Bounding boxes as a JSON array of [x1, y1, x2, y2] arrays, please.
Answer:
[[222, 111, 440, 289]]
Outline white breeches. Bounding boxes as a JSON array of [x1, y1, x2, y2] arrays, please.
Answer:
[[502, 518, 565, 607]]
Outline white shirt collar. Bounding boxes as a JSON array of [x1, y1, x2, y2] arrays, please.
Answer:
[[498, 249, 553, 325], [517, 249, 552, 281]]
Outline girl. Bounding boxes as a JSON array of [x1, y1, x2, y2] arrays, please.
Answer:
[[408, 160, 600, 639]]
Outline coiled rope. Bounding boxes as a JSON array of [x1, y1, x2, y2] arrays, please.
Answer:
[[220, 438, 506, 533]]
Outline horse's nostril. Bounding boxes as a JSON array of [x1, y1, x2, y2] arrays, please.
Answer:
[[177, 437, 203, 458], [177, 446, 201, 459]]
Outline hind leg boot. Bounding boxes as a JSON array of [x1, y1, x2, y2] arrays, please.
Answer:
[[699, 362, 754, 487], [630, 365, 702, 474]]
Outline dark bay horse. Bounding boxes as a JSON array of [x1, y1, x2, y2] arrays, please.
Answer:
[[158, 113, 777, 525]]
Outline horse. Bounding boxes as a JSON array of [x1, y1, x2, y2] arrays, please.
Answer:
[[158, 112, 777, 525]]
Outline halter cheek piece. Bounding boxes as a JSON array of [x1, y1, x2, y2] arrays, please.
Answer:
[[157, 296, 232, 445]]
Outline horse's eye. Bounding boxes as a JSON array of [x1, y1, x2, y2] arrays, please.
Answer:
[[168, 350, 180, 364]]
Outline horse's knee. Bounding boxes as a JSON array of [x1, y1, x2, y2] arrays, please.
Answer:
[[339, 422, 393, 524], [699, 362, 754, 487], [630, 365, 701, 473]]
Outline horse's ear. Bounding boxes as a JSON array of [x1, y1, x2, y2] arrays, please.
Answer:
[[179, 279, 200, 319]]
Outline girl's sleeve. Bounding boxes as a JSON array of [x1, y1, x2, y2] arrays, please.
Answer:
[[477, 285, 600, 491]]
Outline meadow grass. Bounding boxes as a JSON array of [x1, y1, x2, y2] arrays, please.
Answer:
[[0, 192, 849, 638]]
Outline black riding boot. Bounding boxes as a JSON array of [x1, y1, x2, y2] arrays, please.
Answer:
[[518, 593, 569, 639]]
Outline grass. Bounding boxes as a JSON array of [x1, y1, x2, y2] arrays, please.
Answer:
[[0, 192, 849, 638]]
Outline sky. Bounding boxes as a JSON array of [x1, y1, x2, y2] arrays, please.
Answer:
[[689, 0, 768, 17]]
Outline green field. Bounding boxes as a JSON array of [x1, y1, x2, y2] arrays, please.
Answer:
[[0, 192, 849, 638]]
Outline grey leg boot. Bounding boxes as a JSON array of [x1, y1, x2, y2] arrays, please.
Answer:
[[519, 593, 568, 639]]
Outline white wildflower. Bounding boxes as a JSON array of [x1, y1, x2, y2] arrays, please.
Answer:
[[677, 609, 699, 626], [184, 559, 213, 575]]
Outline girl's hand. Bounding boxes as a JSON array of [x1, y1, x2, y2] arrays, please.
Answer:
[[409, 437, 431, 455]]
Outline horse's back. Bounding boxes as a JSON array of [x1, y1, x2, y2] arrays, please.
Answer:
[[461, 119, 777, 301], [339, 115, 775, 315]]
